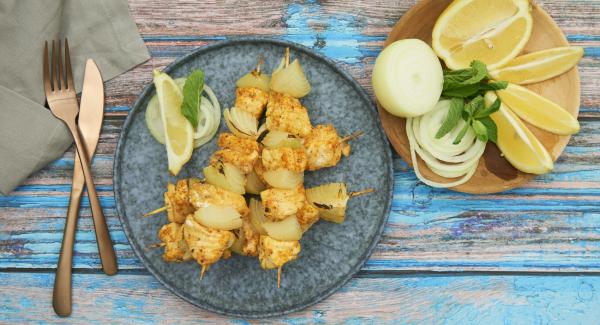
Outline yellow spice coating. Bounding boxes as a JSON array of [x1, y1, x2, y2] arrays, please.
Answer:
[[261, 147, 307, 173], [266, 91, 312, 137]]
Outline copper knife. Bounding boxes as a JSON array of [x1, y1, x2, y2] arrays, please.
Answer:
[[53, 59, 117, 317]]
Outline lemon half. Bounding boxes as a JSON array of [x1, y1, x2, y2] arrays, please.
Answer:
[[432, 0, 533, 70]]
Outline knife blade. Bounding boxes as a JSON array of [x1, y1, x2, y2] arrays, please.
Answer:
[[53, 59, 116, 317]]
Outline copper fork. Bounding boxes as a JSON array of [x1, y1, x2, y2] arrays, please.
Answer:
[[43, 40, 117, 279]]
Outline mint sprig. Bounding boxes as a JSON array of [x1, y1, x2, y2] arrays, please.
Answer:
[[181, 69, 205, 128], [436, 61, 506, 144]]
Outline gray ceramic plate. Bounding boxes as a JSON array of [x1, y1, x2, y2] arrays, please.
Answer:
[[114, 38, 393, 318]]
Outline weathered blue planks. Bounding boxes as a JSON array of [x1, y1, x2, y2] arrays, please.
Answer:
[[2, 272, 600, 324]]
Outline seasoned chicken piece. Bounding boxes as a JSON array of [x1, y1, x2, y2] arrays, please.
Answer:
[[189, 182, 248, 215], [161, 179, 195, 223], [235, 87, 269, 119], [241, 216, 260, 256], [210, 149, 258, 174], [158, 222, 192, 262], [260, 188, 305, 221], [218, 132, 259, 154], [258, 235, 301, 287], [183, 215, 235, 278], [303, 124, 351, 171], [210, 133, 259, 173], [265, 91, 311, 137], [296, 202, 319, 231], [262, 147, 307, 173]]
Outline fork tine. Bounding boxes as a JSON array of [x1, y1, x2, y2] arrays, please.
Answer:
[[64, 38, 74, 90], [57, 40, 64, 91], [43, 41, 52, 94], [51, 40, 58, 91]]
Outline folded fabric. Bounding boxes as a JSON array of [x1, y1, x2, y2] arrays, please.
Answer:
[[0, 0, 150, 195]]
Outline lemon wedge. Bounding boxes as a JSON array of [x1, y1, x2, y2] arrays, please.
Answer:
[[489, 47, 584, 84], [153, 70, 194, 176], [484, 92, 553, 174], [497, 83, 579, 135], [432, 0, 533, 70]]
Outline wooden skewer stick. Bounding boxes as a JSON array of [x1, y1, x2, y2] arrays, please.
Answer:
[[200, 265, 209, 280], [146, 242, 166, 250], [277, 267, 282, 288], [254, 55, 264, 75], [340, 131, 364, 144], [349, 188, 375, 198], [143, 206, 167, 217], [284, 47, 290, 68]]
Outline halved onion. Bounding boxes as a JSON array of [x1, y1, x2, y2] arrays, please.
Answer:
[[259, 130, 303, 149], [224, 107, 258, 139], [263, 169, 304, 190], [194, 205, 242, 230], [270, 59, 311, 98], [306, 183, 349, 224], [249, 199, 268, 235], [236, 72, 270, 92], [262, 215, 303, 241], [245, 169, 267, 194], [204, 162, 246, 194]]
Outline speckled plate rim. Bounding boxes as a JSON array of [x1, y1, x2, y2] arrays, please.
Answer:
[[113, 37, 393, 318]]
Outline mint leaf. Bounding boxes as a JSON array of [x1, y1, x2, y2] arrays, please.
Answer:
[[478, 117, 498, 143], [463, 60, 488, 84], [479, 81, 508, 92], [472, 120, 488, 142], [442, 83, 480, 98], [474, 98, 501, 119], [464, 96, 484, 116], [181, 69, 205, 128], [435, 98, 464, 139], [453, 123, 471, 145]]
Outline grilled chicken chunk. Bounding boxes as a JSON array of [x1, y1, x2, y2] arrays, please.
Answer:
[[210, 133, 259, 173], [241, 216, 260, 256], [265, 91, 311, 137], [218, 132, 259, 154], [260, 187, 305, 221], [235, 87, 269, 119], [163, 179, 196, 224], [303, 124, 351, 171], [261, 147, 307, 173], [189, 182, 248, 216], [296, 202, 320, 231], [258, 235, 301, 287], [158, 222, 193, 262], [183, 215, 235, 278]]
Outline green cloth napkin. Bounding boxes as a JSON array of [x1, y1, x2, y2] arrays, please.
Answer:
[[0, 0, 150, 195]]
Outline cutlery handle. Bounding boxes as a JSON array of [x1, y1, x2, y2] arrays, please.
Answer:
[[67, 123, 118, 275], [53, 164, 84, 317]]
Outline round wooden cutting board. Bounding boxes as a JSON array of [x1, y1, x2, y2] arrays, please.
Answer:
[[377, 0, 581, 194]]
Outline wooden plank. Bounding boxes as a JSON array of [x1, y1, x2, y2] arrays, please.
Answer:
[[1, 271, 600, 323]]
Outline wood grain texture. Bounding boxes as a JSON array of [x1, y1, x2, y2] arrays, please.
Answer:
[[2, 272, 600, 324], [1, 0, 600, 321]]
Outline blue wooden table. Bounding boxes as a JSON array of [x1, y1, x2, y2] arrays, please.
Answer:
[[1, 0, 600, 323]]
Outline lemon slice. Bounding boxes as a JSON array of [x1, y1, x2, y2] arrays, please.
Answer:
[[145, 78, 186, 145], [432, 0, 533, 70], [153, 70, 193, 175], [484, 92, 553, 174], [489, 47, 584, 84], [497, 83, 579, 135]]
